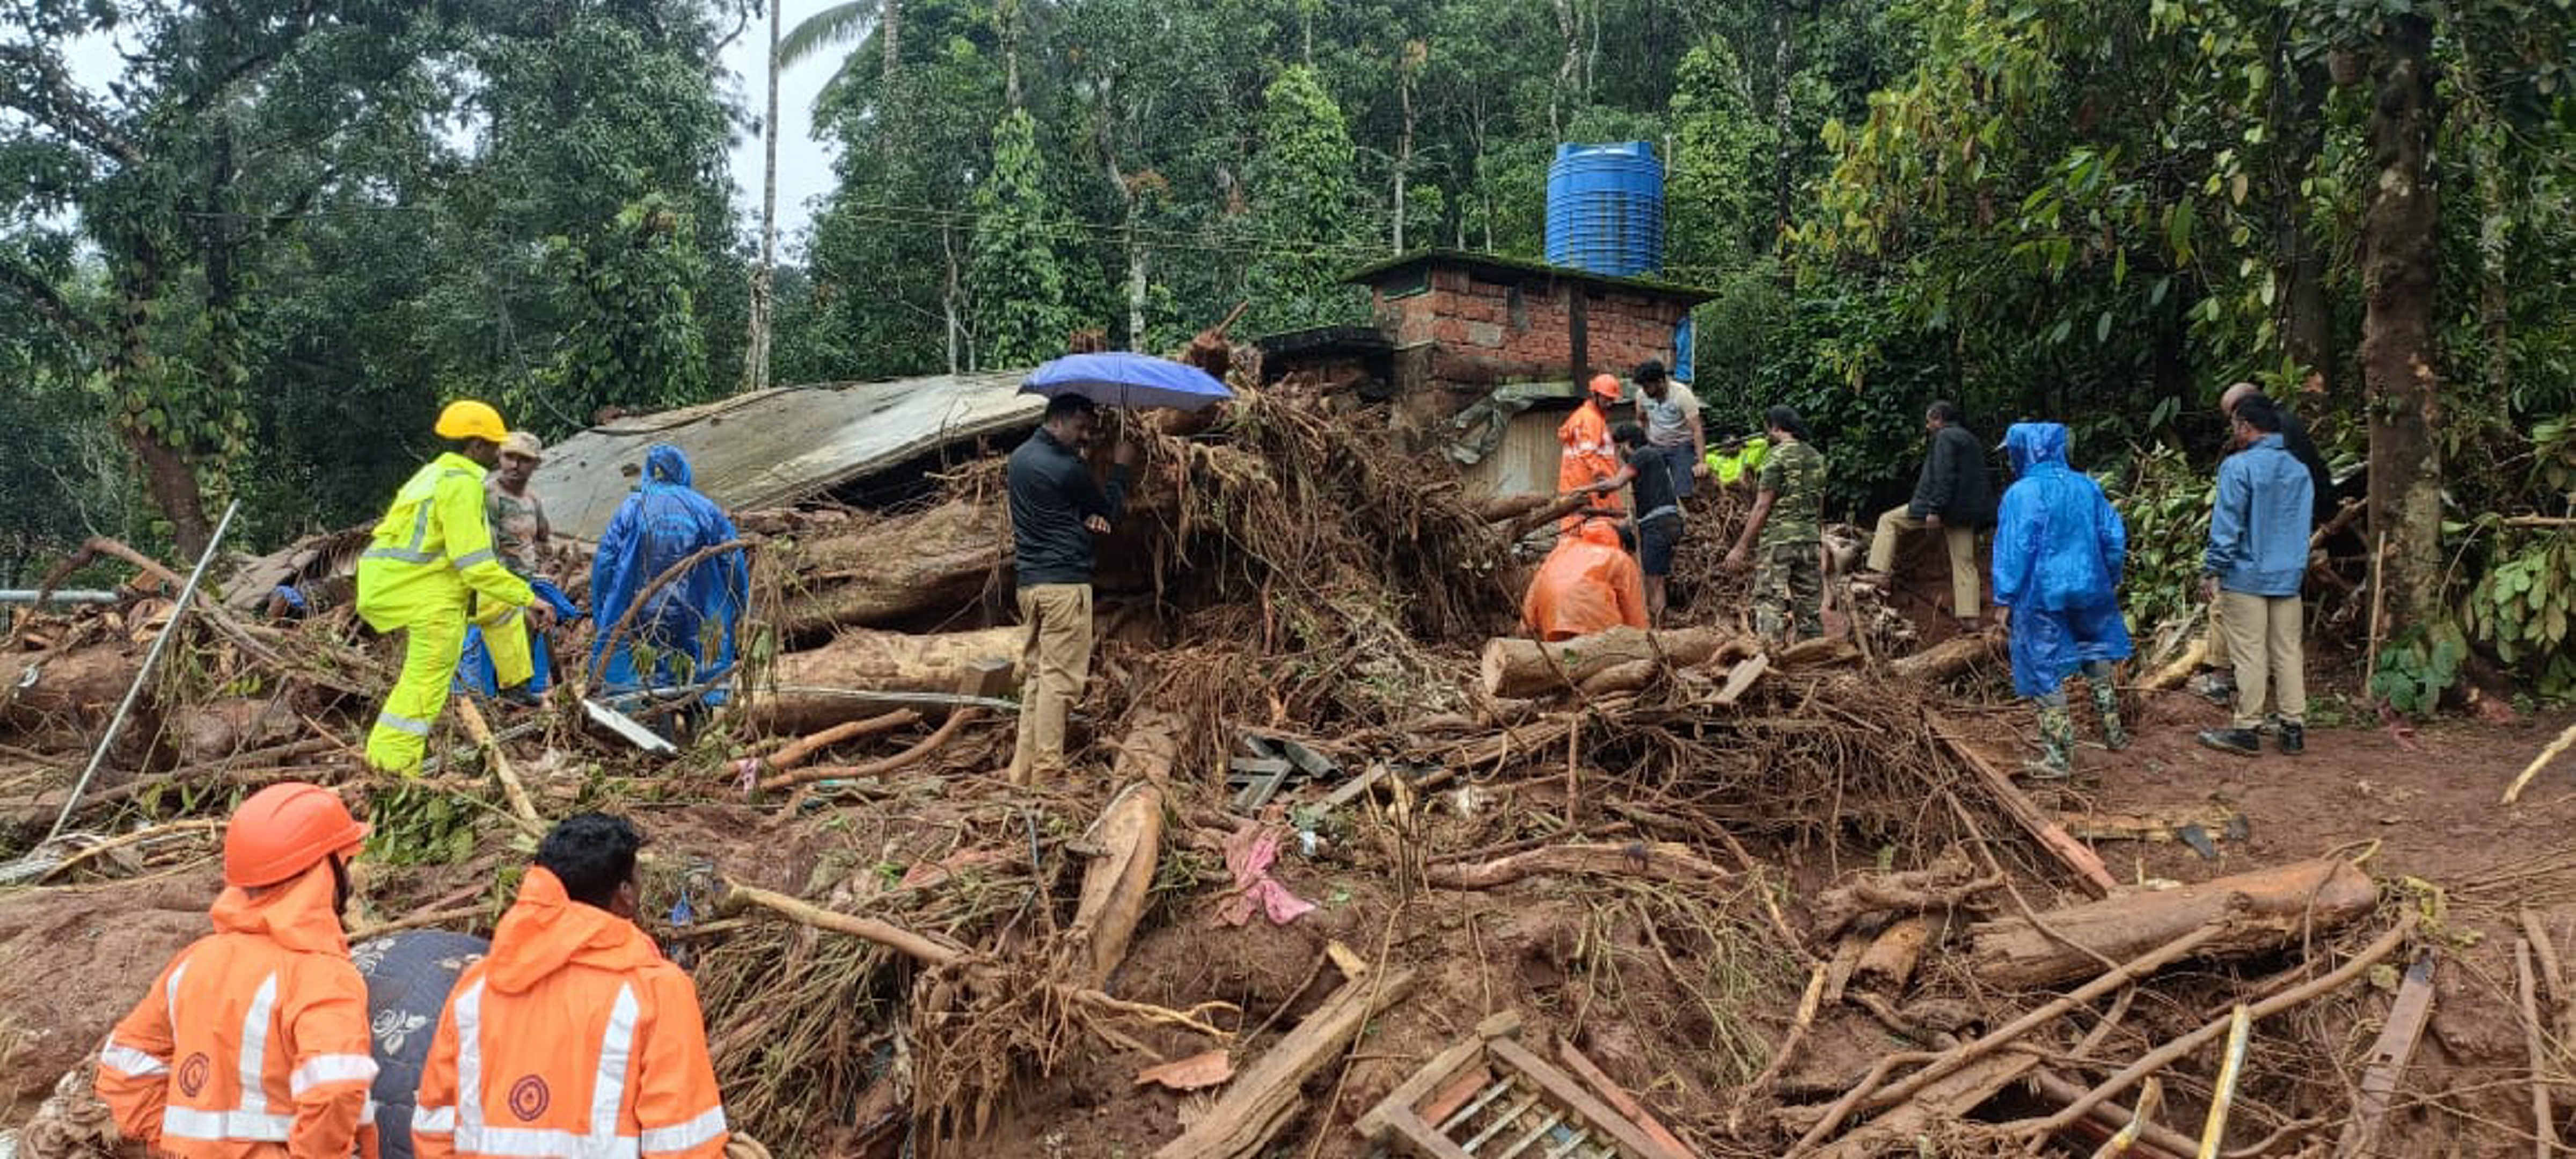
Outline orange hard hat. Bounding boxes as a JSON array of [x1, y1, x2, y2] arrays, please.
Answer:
[[224, 782, 369, 887], [1587, 373, 1622, 400]]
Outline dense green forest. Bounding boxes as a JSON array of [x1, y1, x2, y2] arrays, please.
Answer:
[[5, 0, 2575, 699]]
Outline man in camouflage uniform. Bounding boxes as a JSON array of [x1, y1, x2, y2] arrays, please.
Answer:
[[458, 432, 577, 701], [1724, 405, 1826, 643], [487, 432, 552, 579]]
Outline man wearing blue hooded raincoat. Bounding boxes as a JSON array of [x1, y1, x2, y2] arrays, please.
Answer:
[[590, 445, 748, 703], [1992, 422, 2132, 780]]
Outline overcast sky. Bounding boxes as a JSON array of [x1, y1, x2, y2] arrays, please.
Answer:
[[62, 4, 846, 246], [722, 2, 841, 248]]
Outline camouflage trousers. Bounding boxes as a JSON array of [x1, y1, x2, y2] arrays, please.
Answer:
[[1753, 541, 1824, 643]]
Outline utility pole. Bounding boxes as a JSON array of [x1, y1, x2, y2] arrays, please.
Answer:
[[744, 0, 782, 394]]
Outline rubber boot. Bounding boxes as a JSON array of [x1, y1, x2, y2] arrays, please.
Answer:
[[2025, 704, 2075, 781], [2092, 682, 2129, 752]]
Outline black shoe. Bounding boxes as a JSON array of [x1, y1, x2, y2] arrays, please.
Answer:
[[2277, 724, 2304, 756], [2196, 728, 2262, 757]]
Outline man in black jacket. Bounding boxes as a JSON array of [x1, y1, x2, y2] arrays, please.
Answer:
[[1862, 400, 1997, 625], [2194, 383, 2336, 703], [1006, 394, 1136, 784]]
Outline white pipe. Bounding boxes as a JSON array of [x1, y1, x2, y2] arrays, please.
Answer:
[[0, 589, 122, 604]]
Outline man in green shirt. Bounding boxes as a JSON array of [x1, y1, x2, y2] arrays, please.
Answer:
[[1725, 406, 1827, 644]]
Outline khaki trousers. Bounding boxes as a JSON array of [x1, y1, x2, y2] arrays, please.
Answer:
[[2202, 594, 2231, 669], [1868, 507, 1980, 618], [2217, 590, 2306, 729], [1010, 584, 1095, 782]]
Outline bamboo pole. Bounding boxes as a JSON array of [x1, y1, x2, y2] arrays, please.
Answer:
[[2521, 938, 2559, 1158], [2197, 1006, 2252, 1158]]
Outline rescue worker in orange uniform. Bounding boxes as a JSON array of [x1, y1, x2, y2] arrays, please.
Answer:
[[1556, 373, 1627, 530], [412, 814, 728, 1159], [96, 782, 380, 1159]]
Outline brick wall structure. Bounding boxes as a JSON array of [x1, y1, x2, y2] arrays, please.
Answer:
[[1345, 250, 1713, 396]]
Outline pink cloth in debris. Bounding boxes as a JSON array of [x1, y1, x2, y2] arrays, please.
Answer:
[[1214, 825, 1315, 927]]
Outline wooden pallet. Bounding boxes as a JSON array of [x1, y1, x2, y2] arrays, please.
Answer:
[[1357, 1012, 1693, 1159]]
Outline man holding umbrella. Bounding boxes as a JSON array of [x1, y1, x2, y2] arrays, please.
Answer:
[[1008, 353, 1229, 782]]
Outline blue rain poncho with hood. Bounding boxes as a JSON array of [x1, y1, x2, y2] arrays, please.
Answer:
[[590, 445, 748, 700], [1992, 422, 2132, 698]]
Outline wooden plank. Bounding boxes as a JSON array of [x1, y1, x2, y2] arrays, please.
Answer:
[[1710, 653, 1769, 708], [1378, 1107, 1481, 1159], [2334, 952, 2438, 1158], [1487, 1037, 1676, 1159], [1157, 966, 1418, 1159], [1930, 717, 2119, 898], [1557, 1040, 1699, 1159], [1357, 1011, 1523, 1140], [1319, 762, 1394, 813]]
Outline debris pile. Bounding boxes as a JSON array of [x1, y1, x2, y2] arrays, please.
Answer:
[[0, 367, 2562, 1158]]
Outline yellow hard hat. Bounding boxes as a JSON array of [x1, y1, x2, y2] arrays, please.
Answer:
[[434, 399, 510, 443]]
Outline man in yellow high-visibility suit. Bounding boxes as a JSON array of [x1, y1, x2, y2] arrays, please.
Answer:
[[357, 400, 552, 774]]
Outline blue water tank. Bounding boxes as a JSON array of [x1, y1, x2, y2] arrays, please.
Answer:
[[1545, 142, 1666, 277]]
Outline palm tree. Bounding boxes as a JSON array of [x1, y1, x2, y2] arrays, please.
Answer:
[[780, 0, 898, 86]]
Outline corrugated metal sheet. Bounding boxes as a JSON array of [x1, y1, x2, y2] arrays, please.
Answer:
[[529, 371, 1043, 540], [1460, 407, 1569, 500]]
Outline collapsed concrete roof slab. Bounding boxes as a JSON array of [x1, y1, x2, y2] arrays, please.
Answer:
[[529, 370, 1042, 541]]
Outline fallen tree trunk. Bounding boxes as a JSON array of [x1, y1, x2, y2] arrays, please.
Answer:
[[1480, 627, 1739, 699], [1151, 965, 1418, 1159], [0, 643, 147, 740], [1073, 714, 1179, 988], [773, 501, 1008, 638], [1888, 632, 2000, 682], [1966, 857, 2377, 991], [739, 626, 1020, 732]]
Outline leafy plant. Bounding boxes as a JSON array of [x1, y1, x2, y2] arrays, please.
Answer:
[[2104, 443, 2213, 635], [2461, 527, 2576, 699], [2371, 625, 2468, 718]]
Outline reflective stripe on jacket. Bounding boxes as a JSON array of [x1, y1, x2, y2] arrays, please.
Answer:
[[1556, 404, 1626, 517], [357, 453, 533, 632], [412, 869, 727, 1159], [96, 863, 381, 1159]]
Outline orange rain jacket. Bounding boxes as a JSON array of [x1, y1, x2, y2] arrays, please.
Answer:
[[1556, 401, 1627, 529], [412, 868, 728, 1159], [1522, 522, 1650, 641], [96, 863, 380, 1159]]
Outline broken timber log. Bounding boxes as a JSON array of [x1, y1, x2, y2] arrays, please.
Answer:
[[1480, 626, 1737, 699], [1887, 631, 2000, 682], [1966, 857, 2377, 991], [740, 626, 1020, 732], [1151, 965, 1418, 1159], [772, 501, 1007, 638], [1072, 714, 1178, 988]]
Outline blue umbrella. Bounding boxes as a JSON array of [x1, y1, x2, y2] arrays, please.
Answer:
[[1022, 352, 1235, 413]]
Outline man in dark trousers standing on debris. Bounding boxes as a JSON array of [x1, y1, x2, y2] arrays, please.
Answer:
[[1583, 422, 1690, 625], [2197, 396, 2314, 759], [1007, 394, 1137, 784], [1861, 400, 1996, 626]]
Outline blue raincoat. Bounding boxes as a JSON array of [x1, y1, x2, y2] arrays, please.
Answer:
[[590, 445, 748, 701], [1992, 423, 2132, 698]]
